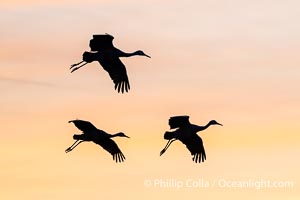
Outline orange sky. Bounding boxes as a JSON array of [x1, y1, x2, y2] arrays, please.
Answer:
[[1, 0, 300, 199]]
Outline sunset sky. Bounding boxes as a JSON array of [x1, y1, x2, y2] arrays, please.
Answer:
[[1, 0, 300, 199]]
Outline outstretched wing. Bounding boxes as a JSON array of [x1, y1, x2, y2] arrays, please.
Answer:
[[69, 120, 98, 133], [169, 115, 190, 129], [90, 34, 114, 50], [94, 138, 126, 163], [181, 134, 206, 163], [99, 57, 130, 93]]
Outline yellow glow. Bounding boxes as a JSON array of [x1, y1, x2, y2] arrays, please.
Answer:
[[1, 0, 300, 199]]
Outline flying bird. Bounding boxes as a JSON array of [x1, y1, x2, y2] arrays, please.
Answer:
[[160, 116, 222, 163], [70, 34, 151, 93], [65, 119, 130, 163]]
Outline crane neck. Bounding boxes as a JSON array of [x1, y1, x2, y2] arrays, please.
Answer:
[[204, 122, 212, 129], [121, 51, 139, 57], [195, 122, 212, 132], [110, 132, 124, 138], [110, 133, 119, 138]]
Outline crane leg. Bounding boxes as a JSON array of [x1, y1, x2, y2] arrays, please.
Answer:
[[65, 140, 84, 153], [70, 61, 85, 69], [160, 139, 176, 156], [70, 62, 88, 73]]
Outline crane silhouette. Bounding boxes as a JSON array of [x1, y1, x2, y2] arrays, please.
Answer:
[[65, 119, 130, 163], [160, 116, 222, 163], [70, 34, 151, 93]]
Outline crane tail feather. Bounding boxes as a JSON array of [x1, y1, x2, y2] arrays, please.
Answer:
[[73, 134, 83, 140], [164, 132, 175, 140]]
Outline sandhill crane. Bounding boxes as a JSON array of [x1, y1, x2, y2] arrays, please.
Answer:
[[65, 119, 130, 163], [70, 34, 151, 93], [160, 116, 222, 163]]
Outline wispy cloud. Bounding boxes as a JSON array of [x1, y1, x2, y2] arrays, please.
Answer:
[[0, 75, 96, 92], [0, 75, 59, 88]]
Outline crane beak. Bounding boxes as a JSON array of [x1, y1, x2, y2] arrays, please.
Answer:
[[217, 122, 223, 126], [144, 53, 151, 58], [124, 135, 130, 138]]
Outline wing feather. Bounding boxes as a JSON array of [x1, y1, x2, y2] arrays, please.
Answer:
[[90, 34, 114, 50], [99, 57, 130, 93], [69, 120, 98, 133], [94, 138, 126, 163], [181, 134, 206, 163], [168, 116, 190, 129]]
